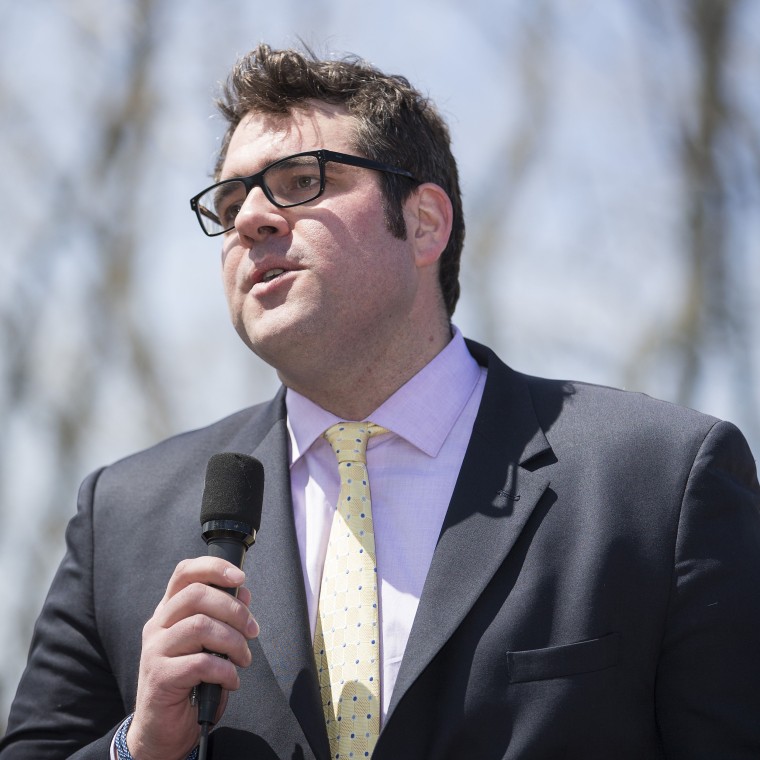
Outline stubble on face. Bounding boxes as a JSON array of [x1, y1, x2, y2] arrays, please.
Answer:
[[219, 103, 449, 417]]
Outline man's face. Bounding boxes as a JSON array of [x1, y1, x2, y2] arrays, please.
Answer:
[[218, 102, 424, 386]]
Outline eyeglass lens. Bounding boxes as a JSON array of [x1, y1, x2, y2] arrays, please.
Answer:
[[196, 154, 325, 235]]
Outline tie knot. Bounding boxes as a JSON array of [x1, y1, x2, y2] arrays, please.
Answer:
[[323, 421, 387, 464]]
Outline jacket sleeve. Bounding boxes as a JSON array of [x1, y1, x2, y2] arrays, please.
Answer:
[[656, 420, 760, 757], [0, 469, 127, 759]]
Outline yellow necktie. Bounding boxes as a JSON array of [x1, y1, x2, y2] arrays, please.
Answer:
[[315, 421, 387, 759]]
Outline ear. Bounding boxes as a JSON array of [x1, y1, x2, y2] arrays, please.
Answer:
[[404, 183, 454, 269]]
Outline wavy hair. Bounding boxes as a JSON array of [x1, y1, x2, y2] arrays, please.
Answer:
[[215, 44, 464, 317]]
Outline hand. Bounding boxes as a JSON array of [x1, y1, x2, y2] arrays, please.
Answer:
[[127, 557, 260, 760]]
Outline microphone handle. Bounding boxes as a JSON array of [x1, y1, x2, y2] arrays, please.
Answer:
[[196, 537, 248, 727]]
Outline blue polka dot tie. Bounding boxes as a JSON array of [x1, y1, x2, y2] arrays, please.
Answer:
[[315, 421, 387, 759]]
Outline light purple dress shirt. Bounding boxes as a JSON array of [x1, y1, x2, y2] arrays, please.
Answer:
[[286, 327, 486, 721], [112, 330, 486, 757]]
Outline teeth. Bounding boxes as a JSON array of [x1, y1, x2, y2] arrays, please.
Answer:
[[262, 268, 285, 283]]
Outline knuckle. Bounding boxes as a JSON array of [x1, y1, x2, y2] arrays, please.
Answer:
[[188, 580, 211, 603], [205, 656, 237, 688], [230, 597, 250, 628], [188, 613, 212, 639], [141, 616, 160, 645], [174, 557, 195, 578], [181, 580, 215, 612]]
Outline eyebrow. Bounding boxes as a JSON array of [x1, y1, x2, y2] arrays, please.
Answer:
[[213, 182, 244, 207], [221, 150, 307, 181], [322, 160, 352, 174]]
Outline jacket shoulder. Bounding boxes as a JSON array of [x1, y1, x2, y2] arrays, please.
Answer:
[[103, 394, 283, 477]]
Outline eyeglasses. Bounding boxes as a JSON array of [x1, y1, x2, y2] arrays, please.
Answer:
[[189, 149, 416, 237]]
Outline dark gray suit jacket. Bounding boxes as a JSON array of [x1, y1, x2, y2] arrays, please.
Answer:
[[3, 342, 760, 759]]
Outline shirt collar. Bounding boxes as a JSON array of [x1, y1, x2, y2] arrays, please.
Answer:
[[286, 326, 482, 464]]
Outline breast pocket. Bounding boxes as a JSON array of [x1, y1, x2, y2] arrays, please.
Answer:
[[506, 631, 621, 683]]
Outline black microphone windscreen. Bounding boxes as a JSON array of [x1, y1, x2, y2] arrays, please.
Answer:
[[200, 453, 264, 530]]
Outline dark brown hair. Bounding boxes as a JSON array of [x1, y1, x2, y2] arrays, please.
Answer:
[[215, 44, 464, 317]]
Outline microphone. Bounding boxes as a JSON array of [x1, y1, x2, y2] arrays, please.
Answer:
[[196, 452, 264, 756]]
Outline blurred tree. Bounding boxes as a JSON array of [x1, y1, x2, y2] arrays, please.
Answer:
[[0, 0, 174, 732], [629, 0, 760, 444], [1, 0, 758, 736], [465, 2, 554, 348]]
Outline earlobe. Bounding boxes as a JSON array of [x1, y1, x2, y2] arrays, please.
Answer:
[[407, 183, 454, 268]]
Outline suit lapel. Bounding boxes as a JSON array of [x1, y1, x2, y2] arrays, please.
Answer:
[[227, 392, 330, 760], [221, 346, 554, 750], [387, 344, 552, 718]]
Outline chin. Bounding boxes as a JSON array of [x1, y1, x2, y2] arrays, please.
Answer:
[[239, 317, 312, 364]]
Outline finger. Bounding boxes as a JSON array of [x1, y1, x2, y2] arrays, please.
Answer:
[[159, 614, 254, 668], [162, 557, 246, 603], [139, 649, 243, 700], [177, 651, 244, 692], [234, 586, 259, 637], [237, 585, 252, 608], [156, 581, 257, 636]]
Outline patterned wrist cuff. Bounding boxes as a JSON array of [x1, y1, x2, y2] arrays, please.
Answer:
[[114, 713, 199, 760]]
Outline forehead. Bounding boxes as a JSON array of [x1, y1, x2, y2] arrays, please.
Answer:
[[222, 101, 358, 178]]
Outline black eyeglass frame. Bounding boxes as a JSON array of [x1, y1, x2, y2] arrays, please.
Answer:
[[189, 149, 417, 237]]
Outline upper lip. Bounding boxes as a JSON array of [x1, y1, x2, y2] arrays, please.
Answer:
[[248, 259, 299, 288]]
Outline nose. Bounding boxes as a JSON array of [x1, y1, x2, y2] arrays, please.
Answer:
[[234, 185, 290, 242]]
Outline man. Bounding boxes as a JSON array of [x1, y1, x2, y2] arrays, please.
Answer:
[[2, 44, 760, 760]]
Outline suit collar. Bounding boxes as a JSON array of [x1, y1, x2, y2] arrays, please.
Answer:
[[224, 344, 556, 755], [284, 328, 482, 460], [386, 341, 554, 719], [464, 339, 552, 466], [227, 389, 331, 760]]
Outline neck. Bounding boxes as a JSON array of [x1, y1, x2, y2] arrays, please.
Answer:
[[279, 321, 452, 420]]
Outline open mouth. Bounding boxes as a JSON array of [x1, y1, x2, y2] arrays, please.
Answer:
[[261, 268, 286, 284]]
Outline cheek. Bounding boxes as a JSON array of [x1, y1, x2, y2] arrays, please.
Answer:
[[220, 248, 244, 310], [220, 260, 234, 299], [220, 237, 237, 275]]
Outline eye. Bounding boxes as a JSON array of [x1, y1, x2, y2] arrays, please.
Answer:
[[294, 175, 318, 190], [265, 156, 323, 204], [219, 201, 243, 227], [276, 169, 321, 201], [213, 182, 247, 227]]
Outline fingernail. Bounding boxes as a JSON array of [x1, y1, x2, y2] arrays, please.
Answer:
[[225, 567, 245, 584], [246, 615, 260, 637]]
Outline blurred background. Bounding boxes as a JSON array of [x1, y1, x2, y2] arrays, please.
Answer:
[[1, 0, 758, 732]]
